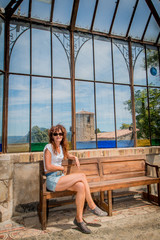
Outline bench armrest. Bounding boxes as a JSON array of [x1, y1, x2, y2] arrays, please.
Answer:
[[146, 162, 160, 177], [42, 175, 46, 180], [40, 173, 47, 193]]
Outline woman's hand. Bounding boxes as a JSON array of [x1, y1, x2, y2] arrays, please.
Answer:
[[75, 156, 80, 169]]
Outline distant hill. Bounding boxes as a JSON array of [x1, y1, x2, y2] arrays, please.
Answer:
[[8, 126, 72, 144]]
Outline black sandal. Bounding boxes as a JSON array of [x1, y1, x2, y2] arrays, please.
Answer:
[[73, 218, 91, 234]]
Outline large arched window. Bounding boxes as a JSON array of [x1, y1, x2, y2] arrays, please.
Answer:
[[4, 18, 159, 152], [133, 43, 160, 147], [7, 23, 72, 152]]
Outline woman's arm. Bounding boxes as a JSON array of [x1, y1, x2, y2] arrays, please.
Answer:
[[67, 153, 80, 169], [45, 149, 64, 173]]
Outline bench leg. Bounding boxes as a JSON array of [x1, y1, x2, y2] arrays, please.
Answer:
[[157, 183, 160, 206], [98, 191, 112, 216], [39, 192, 47, 230], [107, 190, 112, 216], [99, 191, 108, 213], [147, 185, 151, 201]]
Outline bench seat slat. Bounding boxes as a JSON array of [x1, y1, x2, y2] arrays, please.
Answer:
[[44, 176, 160, 198], [89, 176, 160, 191]]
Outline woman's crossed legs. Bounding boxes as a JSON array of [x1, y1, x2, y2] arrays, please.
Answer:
[[55, 173, 96, 222]]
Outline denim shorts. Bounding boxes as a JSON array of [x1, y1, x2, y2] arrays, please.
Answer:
[[46, 171, 64, 192]]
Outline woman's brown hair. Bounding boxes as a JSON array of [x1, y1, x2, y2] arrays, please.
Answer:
[[48, 124, 68, 160]]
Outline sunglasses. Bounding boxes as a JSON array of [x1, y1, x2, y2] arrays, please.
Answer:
[[53, 132, 63, 136]]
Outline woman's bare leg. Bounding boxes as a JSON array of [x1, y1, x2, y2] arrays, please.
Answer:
[[55, 173, 96, 209], [68, 182, 85, 222]]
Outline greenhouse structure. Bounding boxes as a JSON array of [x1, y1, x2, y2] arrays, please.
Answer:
[[0, 0, 160, 222]]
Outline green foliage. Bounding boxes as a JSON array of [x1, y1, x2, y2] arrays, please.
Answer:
[[149, 88, 160, 138], [96, 128, 101, 133], [124, 88, 160, 139], [31, 126, 49, 143], [146, 49, 159, 68], [120, 123, 131, 130]]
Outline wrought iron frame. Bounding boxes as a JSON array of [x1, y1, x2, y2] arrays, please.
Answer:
[[1, 0, 160, 152]]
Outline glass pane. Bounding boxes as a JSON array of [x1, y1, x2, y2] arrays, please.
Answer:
[[149, 88, 160, 146], [53, 78, 72, 146], [146, 46, 160, 87], [76, 0, 96, 29], [8, 75, 30, 152], [0, 73, 3, 152], [53, 0, 74, 25], [115, 85, 133, 148], [52, 29, 70, 78], [94, 37, 112, 82], [0, 0, 10, 8], [113, 40, 130, 84], [0, 18, 4, 71], [93, 0, 116, 33], [14, 0, 29, 17], [134, 87, 150, 147], [144, 15, 160, 43], [132, 43, 147, 86], [31, 0, 51, 21], [32, 26, 51, 76], [112, 0, 136, 37], [129, 0, 150, 40], [31, 77, 51, 151], [75, 33, 93, 80], [75, 81, 96, 149], [96, 83, 115, 148], [151, 0, 160, 16], [10, 22, 30, 74]]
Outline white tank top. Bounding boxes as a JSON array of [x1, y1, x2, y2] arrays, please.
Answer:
[[43, 143, 64, 173]]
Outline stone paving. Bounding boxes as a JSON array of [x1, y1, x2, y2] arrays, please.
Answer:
[[0, 196, 160, 240]]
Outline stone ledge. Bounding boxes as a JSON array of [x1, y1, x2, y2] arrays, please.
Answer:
[[0, 147, 160, 163]]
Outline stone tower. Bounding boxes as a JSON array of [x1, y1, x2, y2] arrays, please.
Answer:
[[76, 110, 95, 141]]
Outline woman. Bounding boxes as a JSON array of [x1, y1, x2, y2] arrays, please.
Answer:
[[43, 124, 107, 234]]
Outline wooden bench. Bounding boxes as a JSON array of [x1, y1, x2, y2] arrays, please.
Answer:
[[38, 154, 160, 230]]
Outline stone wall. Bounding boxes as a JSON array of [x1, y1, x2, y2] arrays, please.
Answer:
[[0, 147, 160, 222]]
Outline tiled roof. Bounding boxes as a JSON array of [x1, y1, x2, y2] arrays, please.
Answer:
[[97, 129, 139, 139]]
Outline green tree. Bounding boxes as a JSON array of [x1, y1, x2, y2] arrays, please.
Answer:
[[149, 88, 160, 139], [124, 88, 160, 139], [31, 126, 49, 143]]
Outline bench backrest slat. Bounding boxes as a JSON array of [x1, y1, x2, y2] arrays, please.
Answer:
[[63, 159, 100, 182], [102, 160, 145, 174], [99, 155, 146, 180]]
